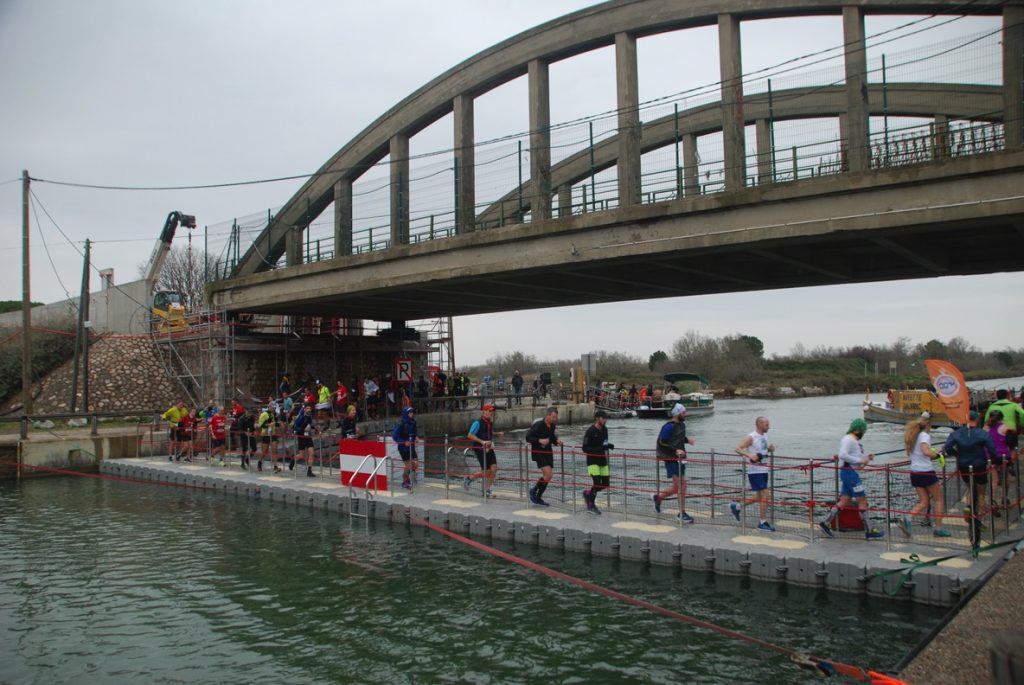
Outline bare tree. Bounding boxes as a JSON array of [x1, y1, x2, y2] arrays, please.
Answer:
[[138, 246, 216, 312]]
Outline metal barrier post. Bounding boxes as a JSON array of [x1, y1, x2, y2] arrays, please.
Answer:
[[519, 442, 527, 505], [571, 447, 578, 515], [443, 434, 449, 497], [968, 465, 977, 553], [768, 451, 775, 530], [987, 460, 996, 545], [809, 460, 817, 541], [90, 414, 98, 436], [884, 464, 892, 552], [740, 454, 747, 532], [1016, 453, 1022, 519], [559, 444, 565, 504], [833, 459, 840, 505], [20, 416, 28, 439], [709, 448, 717, 520], [619, 449, 626, 520]]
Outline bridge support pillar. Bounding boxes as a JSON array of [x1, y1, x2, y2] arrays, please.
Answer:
[[616, 32, 641, 207], [391, 133, 410, 246], [1004, 6, 1024, 149], [933, 115, 949, 160], [682, 132, 698, 197], [334, 178, 353, 257], [558, 185, 572, 217], [756, 118, 773, 184], [842, 7, 871, 172], [286, 225, 303, 266], [454, 94, 476, 233], [718, 14, 746, 191], [529, 58, 552, 221]]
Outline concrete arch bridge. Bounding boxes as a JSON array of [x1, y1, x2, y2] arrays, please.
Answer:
[[208, 0, 1024, 323]]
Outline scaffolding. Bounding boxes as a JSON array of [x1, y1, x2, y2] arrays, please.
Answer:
[[151, 311, 455, 408]]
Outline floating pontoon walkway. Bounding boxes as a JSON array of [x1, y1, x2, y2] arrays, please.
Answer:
[[102, 456, 1023, 608]]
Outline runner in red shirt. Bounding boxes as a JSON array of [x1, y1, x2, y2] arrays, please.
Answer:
[[209, 406, 228, 464]]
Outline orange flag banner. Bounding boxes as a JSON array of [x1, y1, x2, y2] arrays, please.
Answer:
[[923, 359, 970, 424]]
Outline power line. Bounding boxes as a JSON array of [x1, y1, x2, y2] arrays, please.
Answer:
[[29, 192, 77, 307]]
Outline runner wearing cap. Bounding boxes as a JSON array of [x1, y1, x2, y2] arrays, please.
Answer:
[[581, 409, 614, 515], [464, 404, 504, 497], [652, 403, 695, 523], [818, 419, 884, 540]]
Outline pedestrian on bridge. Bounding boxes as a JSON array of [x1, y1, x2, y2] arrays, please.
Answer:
[[511, 370, 523, 406]]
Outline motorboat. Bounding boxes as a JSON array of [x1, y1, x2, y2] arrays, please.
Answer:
[[635, 372, 714, 419]]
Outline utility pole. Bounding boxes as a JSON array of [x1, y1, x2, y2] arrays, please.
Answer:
[[81, 240, 91, 412], [21, 169, 32, 415], [71, 241, 90, 412]]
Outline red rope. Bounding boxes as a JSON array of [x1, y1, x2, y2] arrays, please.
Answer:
[[406, 513, 905, 682]]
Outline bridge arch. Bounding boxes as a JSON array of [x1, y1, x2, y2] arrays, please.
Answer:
[[227, 0, 1019, 289]]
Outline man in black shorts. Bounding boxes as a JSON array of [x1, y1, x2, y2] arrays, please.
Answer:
[[464, 404, 503, 497], [526, 406, 563, 506]]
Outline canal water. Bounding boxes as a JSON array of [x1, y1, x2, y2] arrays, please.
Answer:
[[1, 476, 942, 685], [4, 378, 1017, 684]]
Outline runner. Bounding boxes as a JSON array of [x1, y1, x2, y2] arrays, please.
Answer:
[[818, 419, 884, 540], [464, 404, 503, 497], [652, 404, 695, 523], [729, 416, 776, 531], [161, 399, 188, 461], [526, 407, 563, 506], [581, 409, 613, 515], [901, 414, 949, 537], [392, 406, 420, 489]]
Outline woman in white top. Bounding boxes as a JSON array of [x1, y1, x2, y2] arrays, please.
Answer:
[[903, 415, 950, 537]]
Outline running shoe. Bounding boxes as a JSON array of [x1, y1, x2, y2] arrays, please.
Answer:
[[898, 515, 912, 537], [818, 521, 835, 538], [652, 494, 662, 513], [933, 529, 952, 537], [462, 476, 471, 491], [757, 521, 775, 532], [529, 487, 541, 505], [730, 502, 741, 522], [677, 511, 695, 524], [587, 504, 601, 516], [865, 528, 884, 540], [962, 506, 973, 523], [257, 461, 263, 472], [535, 495, 550, 507], [484, 490, 495, 499], [401, 481, 412, 490], [168, 456, 173, 462], [306, 468, 316, 478]]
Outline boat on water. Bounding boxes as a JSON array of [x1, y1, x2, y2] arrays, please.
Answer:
[[862, 388, 958, 428], [636, 372, 714, 419]]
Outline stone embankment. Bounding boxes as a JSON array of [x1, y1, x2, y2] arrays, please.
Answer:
[[4, 335, 181, 415]]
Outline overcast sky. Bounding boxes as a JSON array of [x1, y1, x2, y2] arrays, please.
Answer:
[[1, 1, 1020, 367]]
